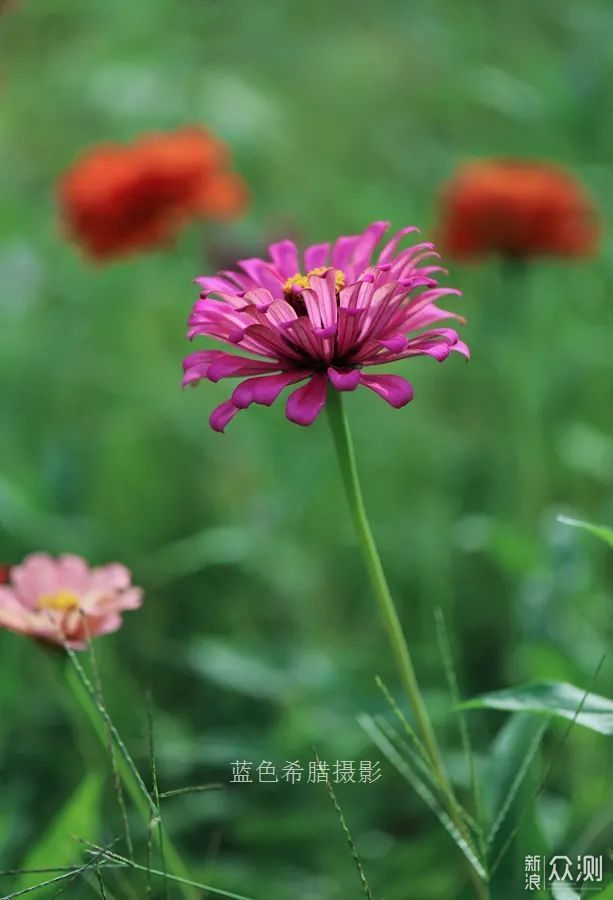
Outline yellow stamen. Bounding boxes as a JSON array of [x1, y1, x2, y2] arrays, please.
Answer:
[[284, 267, 346, 295], [37, 590, 80, 612]]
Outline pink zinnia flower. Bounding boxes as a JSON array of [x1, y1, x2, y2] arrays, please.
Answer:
[[0, 553, 142, 649], [184, 220, 468, 431]]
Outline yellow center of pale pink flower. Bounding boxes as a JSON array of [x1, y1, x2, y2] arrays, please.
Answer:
[[283, 266, 346, 295], [37, 590, 80, 612]]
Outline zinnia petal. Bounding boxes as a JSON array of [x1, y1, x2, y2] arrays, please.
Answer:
[[360, 373, 414, 408], [303, 242, 330, 270], [285, 374, 328, 426], [209, 400, 241, 432], [185, 219, 467, 429], [327, 367, 361, 391], [206, 354, 281, 383], [231, 370, 312, 408], [268, 240, 300, 278], [0, 554, 142, 647]]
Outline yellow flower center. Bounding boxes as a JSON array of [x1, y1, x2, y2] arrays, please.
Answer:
[[37, 590, 80, 612], [283, 267, 346, 295]]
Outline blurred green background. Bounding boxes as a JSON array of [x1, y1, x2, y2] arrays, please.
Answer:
[[0, 1, 612, 898]]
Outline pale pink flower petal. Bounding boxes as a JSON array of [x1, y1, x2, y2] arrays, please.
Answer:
[[11, 554, 60, 607], [0, 554, 142, 649]]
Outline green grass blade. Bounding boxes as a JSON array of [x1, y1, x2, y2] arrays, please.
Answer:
[[158, 784, 223, 800], [13, 774, 102, 894], [82, 844, 257, 900], [358, 714, 487, 880], [557, 514, 613, 549], [84, 632, 133, 859], [145, 689, 167, 900], [484, 713, 547, 848], [377, 716, 481, 840], [64, 656, 197, 900], [315, 750, 373, 899], [434, 608, 487, 858]]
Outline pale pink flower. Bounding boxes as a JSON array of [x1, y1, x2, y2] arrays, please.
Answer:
[[0, 553, 142, 649], [184, 220, 468, 431]]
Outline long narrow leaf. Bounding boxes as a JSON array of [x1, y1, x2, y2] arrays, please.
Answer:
[[557, 514, 613, 549], [484, 713, 547, 847], [461, 681, 613, 735], [358, 714, 487, 880], [434, 608, 487, 860], [377, 716, 481, 840], [489, 657, 606, 876], [14, 774, 101, 893]]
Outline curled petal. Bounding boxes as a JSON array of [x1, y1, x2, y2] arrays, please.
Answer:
[[206, 354, 280, 383], [360, 373, 414, 408], [327, 367, 361, 391], [285, 373, 328, 426], [405, 304, 466, 331], [231, 370, 312, 409], [423, 343, 452, 361], [452, 339, 471, 359], [377, 225, 420, 265], [209, 400, 241, 433], [378, 334, 409, 353], [193, 276, 241, 294], [348, 220, 390, 276]]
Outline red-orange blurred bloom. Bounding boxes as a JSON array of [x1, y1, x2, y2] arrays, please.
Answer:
[[437, 159, 599, 261], [58, 127, 248, 260]]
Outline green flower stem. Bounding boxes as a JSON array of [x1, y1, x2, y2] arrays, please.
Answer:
[[326, 389, 445, 773], [326, 390, 489, 900]]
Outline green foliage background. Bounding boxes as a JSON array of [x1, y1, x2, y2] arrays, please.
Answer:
[[0, 1, 612, 897]]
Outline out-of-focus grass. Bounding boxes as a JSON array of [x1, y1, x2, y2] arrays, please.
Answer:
[[0, 1, 612, 897]]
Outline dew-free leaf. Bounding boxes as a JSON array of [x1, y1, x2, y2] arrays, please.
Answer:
[[461, 682, 613, 735]]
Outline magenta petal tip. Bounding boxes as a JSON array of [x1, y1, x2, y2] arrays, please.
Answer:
[[185, 219, 468, 432]]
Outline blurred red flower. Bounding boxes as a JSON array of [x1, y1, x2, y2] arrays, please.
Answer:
[[437, 159, 599, 261], [58, 127, 248, 260], [0, 565, 10, 585]]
